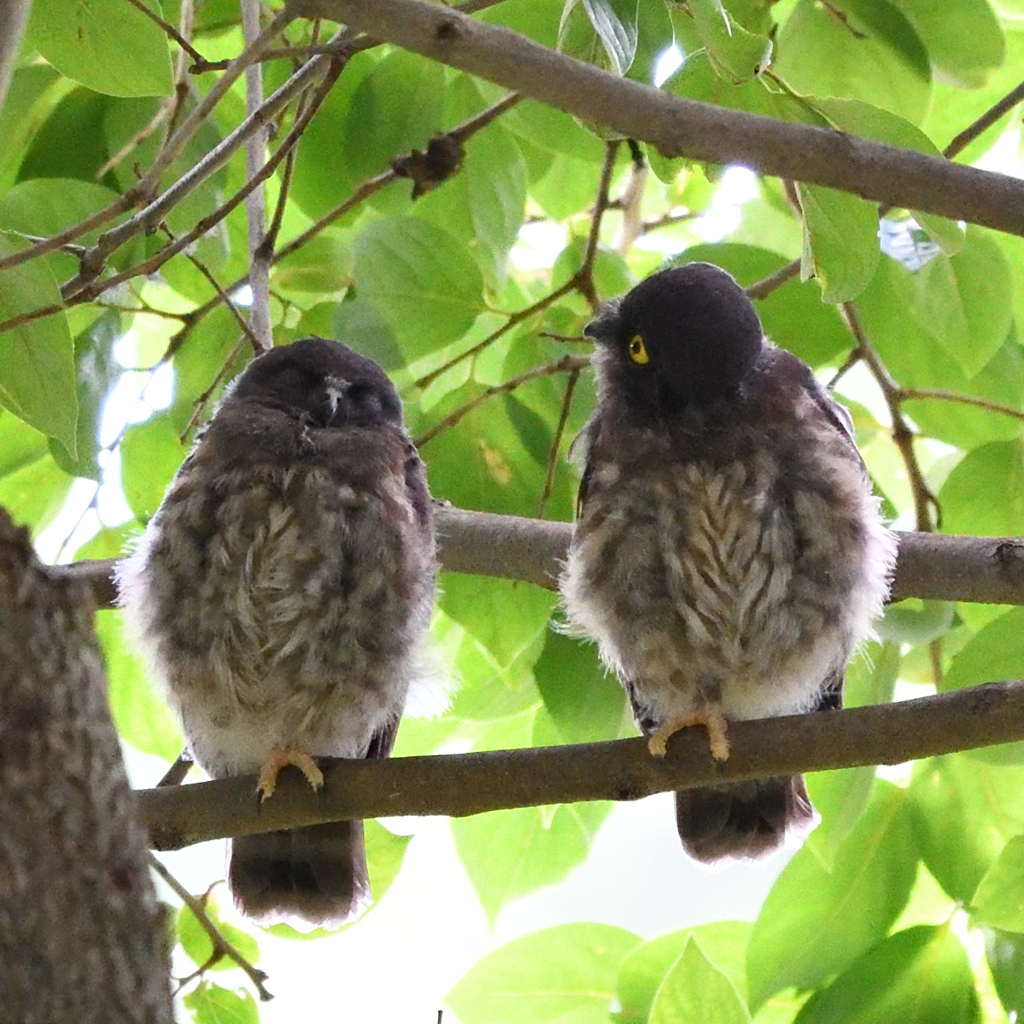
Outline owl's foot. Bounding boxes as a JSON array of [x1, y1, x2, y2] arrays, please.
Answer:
[[648, 707, 730, 762], [257, 748, 325, 802]]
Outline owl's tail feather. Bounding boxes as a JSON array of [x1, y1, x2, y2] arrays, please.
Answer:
[[229, 820, 370, 927], [675, 774, 816, 863]]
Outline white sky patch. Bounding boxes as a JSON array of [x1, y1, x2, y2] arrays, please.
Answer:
[[511, 219, 568, 272], [653, 44, 683, 86], [692, 165, 759, 242]]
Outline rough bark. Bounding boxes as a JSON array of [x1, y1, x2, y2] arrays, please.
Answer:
[[0, 510, 172, 1023]]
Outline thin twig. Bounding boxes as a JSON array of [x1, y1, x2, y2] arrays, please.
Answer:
[[122, 0, 211, 70], [413, 281, 577, 392], [898, 387, 1024, 422], [414, 354, 589, 447], [841, 302, 937, 531], [746, 257, 801, 300], [944, 79, 1024, 160], [537, 368, 580, 518], [148, 854, 274, 1001], [577, 140, 621, 309], [62, 56, 345, 306]]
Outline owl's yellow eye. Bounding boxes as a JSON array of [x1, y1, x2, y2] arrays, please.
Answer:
[[628, 334, 649, 365]]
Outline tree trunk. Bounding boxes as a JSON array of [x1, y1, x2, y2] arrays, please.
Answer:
[[0, 509, 172, 1022]]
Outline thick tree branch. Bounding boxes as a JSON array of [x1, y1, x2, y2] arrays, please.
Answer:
[[286, 0, 1024, 238], [55, 509, 1024, 607], [140, 680, 1024, 849]]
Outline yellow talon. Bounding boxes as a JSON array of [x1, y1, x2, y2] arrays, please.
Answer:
[[256, 748, 324, 802], [648, 707, 731, 762]]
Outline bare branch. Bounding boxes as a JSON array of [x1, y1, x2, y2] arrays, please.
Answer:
[[139, 680, 1024, 849], [286, 0, 1024, 238]]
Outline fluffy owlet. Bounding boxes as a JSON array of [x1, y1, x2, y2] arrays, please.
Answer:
[[118, 338, 436, 925], [560, 264, 896, 862]]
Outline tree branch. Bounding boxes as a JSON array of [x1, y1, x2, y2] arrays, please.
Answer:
[[285, 0, 1024, 238], [56, 507, 1024, 608], [139, 680, 1024, 850]]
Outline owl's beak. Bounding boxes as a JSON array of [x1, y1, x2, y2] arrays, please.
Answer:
[[322, 376, 350, 425], [582, 298, 621, 344]]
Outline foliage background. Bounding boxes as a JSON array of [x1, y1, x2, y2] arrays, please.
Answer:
[[4, 0, 1024, 1020]]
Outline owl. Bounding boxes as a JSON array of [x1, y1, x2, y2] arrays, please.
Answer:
[[118, 338, 436, 925], [560, 264, 896, 862]]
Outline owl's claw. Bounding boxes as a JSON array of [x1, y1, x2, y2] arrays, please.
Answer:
[[257, 748, 325, 802], [648, 707, 731, 762]]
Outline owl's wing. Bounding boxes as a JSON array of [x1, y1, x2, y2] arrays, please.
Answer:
[[569, 413, 603, 520], [366, 715, 400, 760], [813, 663, 845, 712]]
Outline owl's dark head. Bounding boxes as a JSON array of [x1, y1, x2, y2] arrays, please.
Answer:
[[227, 337, 404, 429], [584, 263, 764, 415]]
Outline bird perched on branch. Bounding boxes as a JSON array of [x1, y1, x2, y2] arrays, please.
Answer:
[[118, 338, 436, 926], [560, 263, 895, 862]]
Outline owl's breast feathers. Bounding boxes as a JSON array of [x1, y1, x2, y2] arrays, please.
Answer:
[[562, 344, 894, 725], [122, 402, 434, 773]]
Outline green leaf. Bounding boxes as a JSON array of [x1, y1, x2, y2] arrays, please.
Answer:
[[798, 184, 880, 303], [0, 65, 63, 191], [939, 440, 1024, 539], [288, 49, 378, 221], [809, 97, 963, 254], [942, 607, 1024, 693], [445, 922, 641, 1024], [18, 87, 112, 182], [97, 608, 184, 761], [858, 260, 1024, 449], [177, 902, 260, 971], [650, 936, 751, 1024], [618, 921, 753, 1020], [774, 0, 931, 125], [534, 629, 628, 745], [0, 433, 74, 537], [182, 981, 259, 1024], [344, 50, 446, 186], [452, 802, 599, 922], [120, 411, 187, 524], [984, 927, 1024, 1018], [439, 573, 555, 670], [465, 123, 528, 286], [907, 229, 1013, 378], [747, 781, 917, 1008], [50, 309, 122, 479], [794, 925, 977, 1024], [0, 409, 49, 478], [974, 834, 1024, 932], [805, 767, 876, 869], [876, 600, 955, 646], [688, 0, 772, 83], [888, 0, 1004, 87], [558, 0, 638, 78], [910, 755, 1024, 903], [331, 296, 404, 373], [352, 217, 484, 362], [0, 236, 77, 455], [26, 0, 173, 97]]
